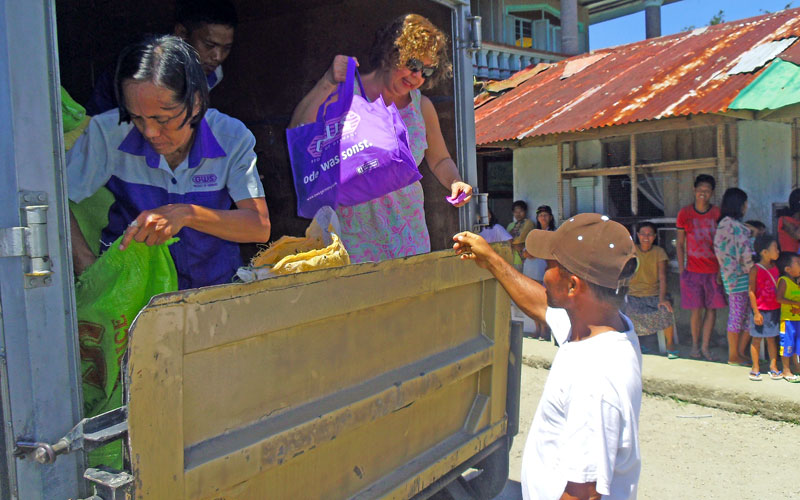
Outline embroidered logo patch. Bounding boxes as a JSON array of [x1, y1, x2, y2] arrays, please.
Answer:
[[192, 174, 218, 187]]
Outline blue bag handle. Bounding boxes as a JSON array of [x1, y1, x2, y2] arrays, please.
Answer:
[[315, 57, 366, 123]]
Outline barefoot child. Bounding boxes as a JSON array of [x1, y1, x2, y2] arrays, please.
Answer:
[[775, 251, 800, 382], [747, 235, 781, 381], [713, 188, 753, 365]]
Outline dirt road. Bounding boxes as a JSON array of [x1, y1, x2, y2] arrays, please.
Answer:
[[502, 361, 800, 499]]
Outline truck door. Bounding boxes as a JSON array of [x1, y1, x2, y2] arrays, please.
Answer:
[[0, 1, 86, 498]]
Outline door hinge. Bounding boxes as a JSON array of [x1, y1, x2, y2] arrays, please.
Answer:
[[0, 191, 53, 288], [13, 406, 128, 465]]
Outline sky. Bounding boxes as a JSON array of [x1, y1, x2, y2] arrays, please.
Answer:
[[589, 0, 797, 51]]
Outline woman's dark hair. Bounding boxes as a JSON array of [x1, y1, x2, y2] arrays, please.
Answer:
[[488, 209, 499, 227], [718, 188, 748, 222], [636, 221, 658, 244], [694, 174, 716, 190], [779, 188, 800, 217], [753, 234, 777, 257], [368, 14, 452, 90], [176, 0, 238, 31], [512, 200, 528, 212], [745, 220, 766, 231], [777, 251, 799, 277], [535, 206, 555, 230], [114, 35, 208, 129]]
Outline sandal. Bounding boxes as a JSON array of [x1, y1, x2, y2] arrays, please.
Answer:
[[784, 374, 800, 383], [690, 349, 702, 359], [769, 370, 784, 380], [667, 350, 679, 360], [749, 371, 762, 381]]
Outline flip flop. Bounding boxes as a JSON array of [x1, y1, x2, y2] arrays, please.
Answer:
[[769, 370, 784, 380], [749, 371, 762, 381], [784, 374, 800, 383], [690, 349, 702, 359], [667, 350, 679, 360]]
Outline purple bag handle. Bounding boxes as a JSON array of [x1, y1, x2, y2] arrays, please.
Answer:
[[315, 57, 366, 123]]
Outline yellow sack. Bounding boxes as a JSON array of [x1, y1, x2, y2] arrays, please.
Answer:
[[241, 207, 350, 280], [253, 232, 349, 275]]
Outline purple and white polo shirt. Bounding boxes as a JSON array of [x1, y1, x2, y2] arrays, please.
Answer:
[[67, 108, 264, 289]]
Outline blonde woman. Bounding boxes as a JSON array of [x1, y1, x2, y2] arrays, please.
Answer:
[[290, 14, 472, 263]]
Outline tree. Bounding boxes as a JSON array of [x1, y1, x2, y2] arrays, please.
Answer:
[[708, 10, 725, 25], [761, 2, 794, 14], [681, 9, 728, 32]]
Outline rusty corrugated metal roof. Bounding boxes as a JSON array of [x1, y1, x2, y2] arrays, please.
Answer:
[[475, 8, 800, 147]]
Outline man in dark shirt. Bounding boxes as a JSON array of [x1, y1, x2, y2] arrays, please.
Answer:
[[85, 0, 237, 116]]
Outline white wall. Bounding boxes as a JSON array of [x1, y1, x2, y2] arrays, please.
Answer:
[[737, 120, 792, 233], [513, 145, 562, 220], [513, 142, 608, 223]]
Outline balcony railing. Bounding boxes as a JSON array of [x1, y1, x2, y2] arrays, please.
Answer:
[[473, 41, 567, 80]]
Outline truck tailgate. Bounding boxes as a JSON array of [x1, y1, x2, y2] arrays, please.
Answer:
[[126, 246, 511, 499]]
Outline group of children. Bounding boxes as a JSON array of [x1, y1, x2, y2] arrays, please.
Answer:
[[742, 232, 800, 381], [712, 188, 800, 382]]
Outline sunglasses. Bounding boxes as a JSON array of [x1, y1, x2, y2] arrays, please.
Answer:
[[405, 58, 436, 78]]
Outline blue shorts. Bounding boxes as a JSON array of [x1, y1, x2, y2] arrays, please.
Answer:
[[780, 320, 800, 356]]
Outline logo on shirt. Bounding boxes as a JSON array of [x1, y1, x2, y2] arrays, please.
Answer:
[[192, 174, 218, 187]]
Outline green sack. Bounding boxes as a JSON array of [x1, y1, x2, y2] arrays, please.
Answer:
[[76, 237, 178, 469], [69, 188, 116, 257], [61, 86, 86, 133]]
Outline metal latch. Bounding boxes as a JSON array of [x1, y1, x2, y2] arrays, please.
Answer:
[[14, 406, 128, 465], [0, 191, 53, 288]]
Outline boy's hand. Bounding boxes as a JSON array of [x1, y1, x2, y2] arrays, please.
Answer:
[[453, 232, 494, 269]]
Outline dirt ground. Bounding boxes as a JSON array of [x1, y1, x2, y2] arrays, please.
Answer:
[[507, 363, 800, 500]]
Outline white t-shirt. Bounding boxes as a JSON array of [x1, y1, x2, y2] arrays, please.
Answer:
[[479, 224, 513, 243], [521, 307, 642, 500]]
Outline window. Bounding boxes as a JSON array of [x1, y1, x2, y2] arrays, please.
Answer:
[[514, 18, 533, 48]]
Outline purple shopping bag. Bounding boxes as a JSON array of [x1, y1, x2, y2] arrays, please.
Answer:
[[286, 58, 421, 218]]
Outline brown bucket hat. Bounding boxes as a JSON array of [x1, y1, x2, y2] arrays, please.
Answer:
[[525, 213, 637, 289]]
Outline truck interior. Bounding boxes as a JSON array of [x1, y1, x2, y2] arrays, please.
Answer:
[[56, 0, 464, 255]]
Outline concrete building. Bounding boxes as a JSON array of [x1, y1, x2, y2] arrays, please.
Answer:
[[470, 0, 682, 79]]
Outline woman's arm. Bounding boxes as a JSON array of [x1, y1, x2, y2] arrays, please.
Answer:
[[119, 197, 271, 250], [738, 223, 754, 272], [419, 95, 472, 207], [676, 229, 686, 274], [288, 55, 352, 128], [69, 209, 97, 276]]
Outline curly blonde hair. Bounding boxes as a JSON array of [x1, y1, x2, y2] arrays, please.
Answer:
[[369, 14, 453, 89]]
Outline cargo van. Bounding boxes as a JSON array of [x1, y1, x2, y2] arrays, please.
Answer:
[[0, 1, 520, 498]]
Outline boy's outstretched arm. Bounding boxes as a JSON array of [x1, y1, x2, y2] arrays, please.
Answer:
[[453, 231, 548, 323]]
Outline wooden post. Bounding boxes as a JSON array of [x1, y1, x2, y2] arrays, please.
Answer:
[[630, 134, 638, 215], [557, 142, 564, 221], [716, 123, 726, 194]]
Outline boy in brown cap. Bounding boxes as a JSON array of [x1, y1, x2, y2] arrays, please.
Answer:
[[454, 213, 642, 500]]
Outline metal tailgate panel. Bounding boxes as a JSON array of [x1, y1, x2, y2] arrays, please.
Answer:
[[126, 247, 511, 499]]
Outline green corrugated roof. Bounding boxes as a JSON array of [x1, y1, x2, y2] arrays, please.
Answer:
[[729, 58, 800, 111]]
